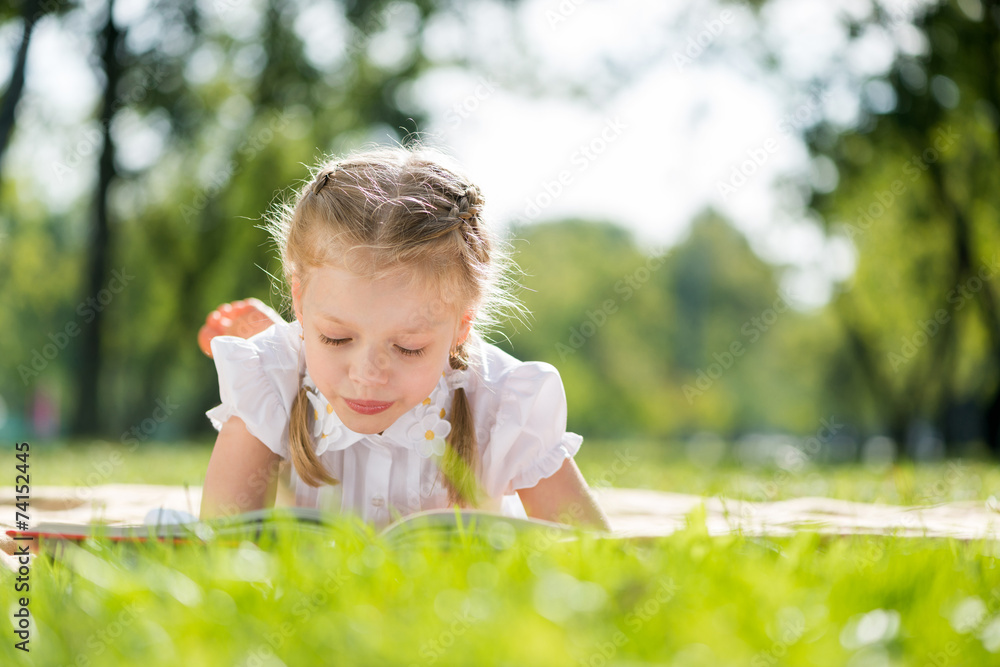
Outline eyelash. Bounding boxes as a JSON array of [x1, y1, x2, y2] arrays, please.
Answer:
[[318, 334, 424, 357]]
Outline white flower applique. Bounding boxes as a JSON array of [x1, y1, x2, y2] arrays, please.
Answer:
[[306, 388, 343, 452], [408, 385, 451, 459]]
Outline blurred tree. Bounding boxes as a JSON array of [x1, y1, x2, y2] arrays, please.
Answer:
[[0, 0, 39, 179], [666, 212, 840, 437], [501, 219, 666, 437], [803, 0, 1000, 456], [502, 215, 839, 439], [2, 0, 513, 438], [131, 0, 446, 435], [0, 0, 76, 180], [9, 0, 993, 455], [74, 0, 122, 434]]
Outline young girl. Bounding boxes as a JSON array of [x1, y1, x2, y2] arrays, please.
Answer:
[[199, 145, 611, 532]]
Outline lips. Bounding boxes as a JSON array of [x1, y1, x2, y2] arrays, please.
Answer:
[[343, 398, 394, 415]]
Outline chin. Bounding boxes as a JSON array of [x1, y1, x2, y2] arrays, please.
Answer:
[[337, 409, 396, 435], [350, 421, 389, 435]]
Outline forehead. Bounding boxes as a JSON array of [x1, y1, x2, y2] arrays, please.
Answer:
[[303, 264, 459, 331]]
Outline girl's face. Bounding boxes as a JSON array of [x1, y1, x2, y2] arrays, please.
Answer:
[[293, 264, 471, 435]]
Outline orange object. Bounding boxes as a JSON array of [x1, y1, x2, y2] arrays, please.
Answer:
[[198, 298, 283, 358]]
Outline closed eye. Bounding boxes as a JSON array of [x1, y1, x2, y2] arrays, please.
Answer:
[[320, 335, 423, 357], [319, 335, 350, 346]]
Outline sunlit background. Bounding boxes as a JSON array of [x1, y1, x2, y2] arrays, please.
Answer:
[[1, 0, 998, 468]]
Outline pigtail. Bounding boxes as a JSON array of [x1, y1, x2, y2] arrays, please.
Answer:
[[289, 386, 340, 488], [441, 343, 485, 508]]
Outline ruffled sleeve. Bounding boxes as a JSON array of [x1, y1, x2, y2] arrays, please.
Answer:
[[205, 320, 303, 460], [479, 360, 583, 498]]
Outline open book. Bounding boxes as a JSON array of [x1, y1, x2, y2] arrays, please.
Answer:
[[7, 506, 588, 554]]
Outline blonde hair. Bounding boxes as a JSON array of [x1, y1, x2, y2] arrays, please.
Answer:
[[266, 144, 520, 508]]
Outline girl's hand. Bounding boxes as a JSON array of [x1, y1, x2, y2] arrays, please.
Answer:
[[517, 458, 612, 532]]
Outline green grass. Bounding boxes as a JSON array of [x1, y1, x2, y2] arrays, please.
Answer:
[[576, 439, 1000, 505], [13, 438, 999, 507], [10, 440, 213, 487], [3, 510, 1000, 665], [3, 439, 1000, 664]]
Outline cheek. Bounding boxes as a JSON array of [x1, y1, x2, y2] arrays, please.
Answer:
[[302, 343, 345, 392], [399, 357, 449, 402]]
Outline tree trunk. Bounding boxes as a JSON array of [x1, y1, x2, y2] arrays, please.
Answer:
[[835, 303, 913, 461], [976, 0, 1000, 459], [0, 0, 43, 181], [985, 382, 1000, 458], [72, 0, 121, 435]]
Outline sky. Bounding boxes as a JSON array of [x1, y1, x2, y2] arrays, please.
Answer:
[[1, 0, 942, 308]]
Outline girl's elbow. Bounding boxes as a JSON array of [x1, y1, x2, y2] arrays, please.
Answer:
[[573, 492, 613, 532]]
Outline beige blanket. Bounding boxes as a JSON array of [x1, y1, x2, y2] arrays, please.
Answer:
[[2, 484, 997, 570]]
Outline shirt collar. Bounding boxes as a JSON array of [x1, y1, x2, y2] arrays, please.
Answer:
[[301, 366, 471, 459]]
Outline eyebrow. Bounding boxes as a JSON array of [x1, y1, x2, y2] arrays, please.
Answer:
[[316, 313, 436, 335]]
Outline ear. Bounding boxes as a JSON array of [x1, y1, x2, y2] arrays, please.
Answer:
[[291, 277, 305, 325], [456, 309, 474, 346]]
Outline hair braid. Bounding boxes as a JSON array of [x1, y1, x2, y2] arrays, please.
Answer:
[[289, 386, 340, 488], [440, 342, 484, 508]]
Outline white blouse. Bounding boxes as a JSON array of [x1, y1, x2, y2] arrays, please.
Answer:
[[205, 319, 583, 529]]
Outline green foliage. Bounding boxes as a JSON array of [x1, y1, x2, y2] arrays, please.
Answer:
[[3, 0, 998, 454], [804, 0, 1000, 447], [2, 511, 999, 665], [500, 215, 844, 438], [1, 0, 442, 438]]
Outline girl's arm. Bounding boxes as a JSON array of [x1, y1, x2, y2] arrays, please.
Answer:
[[517, 457, 612, 532], [200, 416, 282, 520]]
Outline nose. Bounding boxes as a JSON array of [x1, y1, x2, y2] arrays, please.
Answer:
[[348, 345, 390, 386]]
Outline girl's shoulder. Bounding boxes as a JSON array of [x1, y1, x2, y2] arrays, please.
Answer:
[[463, 333, 566, 404], [206, 319, 304, 458], [209, 317, 304, 374], [207, 318, 304, 410], [463, 333, 581, 498]]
